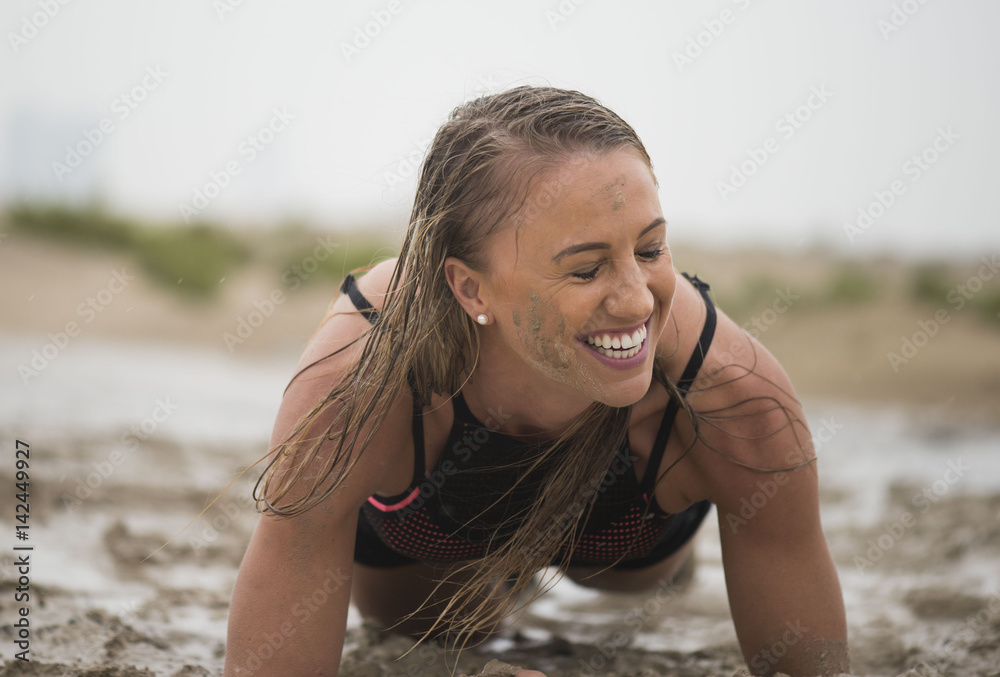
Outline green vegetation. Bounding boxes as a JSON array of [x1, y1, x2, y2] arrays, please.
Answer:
[[277, 232, 396, 291], [715, 275, 785, 321], [3, 202, 396, 302], [6, 202, 252, 301], [910, 263, 954, 306], [719, 264, 884, 322], [909, 262, 1000, 327], [822, 265, 882, 304], [133, 225, 252, 299], [7, 202, 135, 251]]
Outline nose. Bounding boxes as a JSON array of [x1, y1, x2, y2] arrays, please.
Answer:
[[602, 256, 654, 324]]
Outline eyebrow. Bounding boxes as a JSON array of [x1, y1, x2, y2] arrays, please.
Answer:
[[552, 218, 666, 263]]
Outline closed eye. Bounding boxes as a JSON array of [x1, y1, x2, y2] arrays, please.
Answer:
[[570, 247, 666, 281]]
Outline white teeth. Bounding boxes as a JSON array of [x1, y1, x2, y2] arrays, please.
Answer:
[[584, 324, 647, 359]]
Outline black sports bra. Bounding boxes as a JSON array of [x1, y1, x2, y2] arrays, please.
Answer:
[[345, 271, 718, 566]]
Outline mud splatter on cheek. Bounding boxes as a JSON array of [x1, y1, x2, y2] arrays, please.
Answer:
[[532, 294, 572, 373], [515, 291, 573, 379], [513, 292, 608, 398], [553, 317, 572, 366], [529, 292, 542, 337], [512, 310, 520, 327]]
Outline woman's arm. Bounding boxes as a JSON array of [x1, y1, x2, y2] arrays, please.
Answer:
[[714, 444, 849, 676], [224, 501, 358, 676], [685, 316, 850, 676], [224, 264, 414, 676]]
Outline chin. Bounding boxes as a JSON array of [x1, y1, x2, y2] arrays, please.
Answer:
[[592, 372, 653, 409]]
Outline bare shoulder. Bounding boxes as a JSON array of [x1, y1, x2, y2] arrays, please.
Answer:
[[294, 257, 401, 374], [269, 256, 410, 508], [654, 274, 817, 507]]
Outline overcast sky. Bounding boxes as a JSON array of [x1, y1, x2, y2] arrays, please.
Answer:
[[2, 0, 998, 259]]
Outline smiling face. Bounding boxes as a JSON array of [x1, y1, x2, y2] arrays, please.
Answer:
[[471, 148, 677, 408]]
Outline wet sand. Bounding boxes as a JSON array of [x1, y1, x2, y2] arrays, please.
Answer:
[[2, 336, 998, 676], [1, 235, 999, 676]]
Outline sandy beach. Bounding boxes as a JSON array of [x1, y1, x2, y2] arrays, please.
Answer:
[[1, 232, 999, 676]]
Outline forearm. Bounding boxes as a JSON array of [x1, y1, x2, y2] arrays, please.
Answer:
[[224, 517, 355, 677], [744, 626, 849, 676], [225, 570, 351, 676], [732, 553, 850, 676]]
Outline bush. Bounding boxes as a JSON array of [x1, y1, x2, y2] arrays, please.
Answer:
[[133, 224, 252, 300], [7, 202, 136, 250], [278, 234, 395, 290], [825, 265, 881, 304], [910, 263, 953, 306], [5, 202, 252, 301]]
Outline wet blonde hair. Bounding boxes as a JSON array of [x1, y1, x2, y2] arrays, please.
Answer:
[[255, 85, 813, 653]]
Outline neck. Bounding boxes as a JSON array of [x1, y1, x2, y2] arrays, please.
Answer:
[[458, 343, 596, 442]]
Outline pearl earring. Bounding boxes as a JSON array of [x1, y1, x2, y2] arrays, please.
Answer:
[[476, 313, 488, 325]]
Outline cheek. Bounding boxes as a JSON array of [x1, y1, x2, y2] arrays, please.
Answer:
[[662, 277, 677, 313], [514, 292, 575, 373]]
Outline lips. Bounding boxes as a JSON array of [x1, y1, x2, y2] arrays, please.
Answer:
[[583, 324, 647, 359], [577, 314, 653, 362]]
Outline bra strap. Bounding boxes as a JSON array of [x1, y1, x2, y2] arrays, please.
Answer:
[[340, 273, 380, 325], [341, 272, 423, 482], [640, 273, 717, 493], [409, 375, 426, 484]]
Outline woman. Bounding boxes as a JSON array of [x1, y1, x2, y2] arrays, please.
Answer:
[[224, 86, 849, 677]]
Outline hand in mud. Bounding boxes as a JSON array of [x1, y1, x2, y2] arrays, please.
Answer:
[[515, 672, 546, 677]]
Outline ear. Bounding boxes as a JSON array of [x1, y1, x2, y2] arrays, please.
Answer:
[[444, 256, 490, 321]]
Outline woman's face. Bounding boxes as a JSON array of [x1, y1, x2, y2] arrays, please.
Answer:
[[477, 148, 677, 408]]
